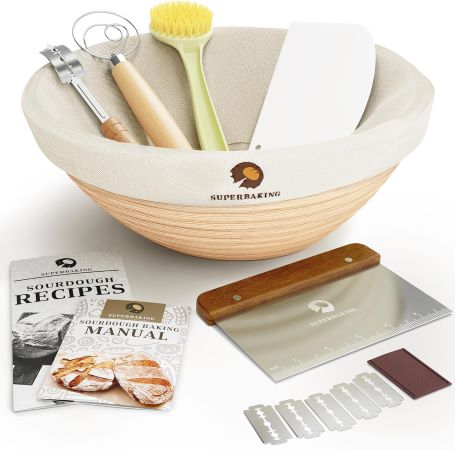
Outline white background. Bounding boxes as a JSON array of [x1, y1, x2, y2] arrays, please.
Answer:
[[1, 0, 454, 448]]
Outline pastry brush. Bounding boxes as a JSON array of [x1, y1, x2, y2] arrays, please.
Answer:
[[150, 2, 228, 151]]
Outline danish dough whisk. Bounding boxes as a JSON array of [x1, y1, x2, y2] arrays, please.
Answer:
[[72, 10, 192, 149]]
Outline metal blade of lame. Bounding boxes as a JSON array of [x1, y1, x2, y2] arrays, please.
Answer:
[[41, 45, 108, 122], [218, 265, 451, 382], [40, 45, 84, 83]]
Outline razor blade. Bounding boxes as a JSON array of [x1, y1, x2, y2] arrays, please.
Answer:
[[244, 404, 292, 445], [330, 382, 381, 419], [305, 393, 356, 431], [353, 372, 404, 407], [275, 399, 325, 438]]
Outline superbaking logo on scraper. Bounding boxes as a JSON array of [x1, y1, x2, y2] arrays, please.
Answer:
[[308, 300, 358, 327], [307, 300, 335, 314]]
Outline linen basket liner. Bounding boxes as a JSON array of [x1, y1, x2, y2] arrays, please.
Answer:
[[22, 27, 434, 206]]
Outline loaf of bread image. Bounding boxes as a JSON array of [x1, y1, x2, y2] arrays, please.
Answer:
[[52, 355, 115, 391], [13, 313, 72, 359], [113, 353, 174, 405]]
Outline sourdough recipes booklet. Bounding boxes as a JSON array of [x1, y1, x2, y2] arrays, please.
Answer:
[[39, 298, 191, 410], [10, 251, 131, 412]]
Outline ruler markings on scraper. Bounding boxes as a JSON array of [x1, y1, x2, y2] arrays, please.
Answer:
[[269, 307, 451, 381]]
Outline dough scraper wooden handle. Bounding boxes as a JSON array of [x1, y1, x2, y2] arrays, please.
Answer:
[[197, 243, 380, 325]]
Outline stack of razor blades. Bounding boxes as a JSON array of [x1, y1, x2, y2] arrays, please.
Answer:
[[244, 372, 404, 445]]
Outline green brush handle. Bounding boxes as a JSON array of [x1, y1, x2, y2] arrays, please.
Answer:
[[180, 47, 229, 151]]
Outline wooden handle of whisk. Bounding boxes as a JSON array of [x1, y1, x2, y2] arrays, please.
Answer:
[[101, 117, 137, 143], [111, 58, 193, 150]]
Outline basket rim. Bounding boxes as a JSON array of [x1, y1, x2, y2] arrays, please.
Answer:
[[22, 28, 434, 207]]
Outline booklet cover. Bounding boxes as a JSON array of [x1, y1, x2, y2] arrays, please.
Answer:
[[11, 251, 131, 412], [39, 298, 191, 410]]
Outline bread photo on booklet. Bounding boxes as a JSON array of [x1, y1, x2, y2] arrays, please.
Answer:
[[52, 355, 116, 392], [39, 298, 190, 410], [113, 353, 174, 405]]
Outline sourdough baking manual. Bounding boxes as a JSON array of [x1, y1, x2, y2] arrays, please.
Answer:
[[39, 298, 191, 410], [11, 251, 131, 411]]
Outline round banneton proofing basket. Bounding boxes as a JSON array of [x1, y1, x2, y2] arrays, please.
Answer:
[[23, 28, 434, 260]]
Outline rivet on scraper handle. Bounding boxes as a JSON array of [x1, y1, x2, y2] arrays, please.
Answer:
[[197, 243, 381, 325]]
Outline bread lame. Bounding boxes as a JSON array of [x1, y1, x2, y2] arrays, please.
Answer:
[[40, 45, 136, 144], [197, 244, 451, 382], [249, 23, 376, 150]]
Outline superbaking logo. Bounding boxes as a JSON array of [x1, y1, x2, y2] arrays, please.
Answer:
[[308, 299, 358, 327], [308, 300, 335, 314], [55, 258, 77, 268], [41, 257, 92, 277], [101, 300, 166, 323], [210, 162, 281, 201], [231, 162, 264, 189], [126, 302, 145, 314]]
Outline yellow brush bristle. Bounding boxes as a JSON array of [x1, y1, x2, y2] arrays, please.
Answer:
[[151, 2, 213, 38]]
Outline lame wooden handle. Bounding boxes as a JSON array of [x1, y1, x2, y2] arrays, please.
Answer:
[[101, 117, 136, 143], [111, 60, 193, 149], [197, 243, 381, 325]]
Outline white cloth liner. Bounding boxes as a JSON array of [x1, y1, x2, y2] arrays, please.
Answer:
[[22, 27, 434, 206]]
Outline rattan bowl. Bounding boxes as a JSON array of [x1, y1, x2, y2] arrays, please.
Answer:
[[72, 168, 394, 260], [23, 28, 433, 260]]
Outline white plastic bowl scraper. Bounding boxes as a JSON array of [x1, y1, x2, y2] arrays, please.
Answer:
[[249, 22, 376, 150]]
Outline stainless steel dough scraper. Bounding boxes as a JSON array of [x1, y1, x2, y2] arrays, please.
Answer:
[[197, 244, 451, 382]]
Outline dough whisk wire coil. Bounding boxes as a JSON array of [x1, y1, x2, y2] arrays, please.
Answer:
[[72, 10, 140, 60]]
